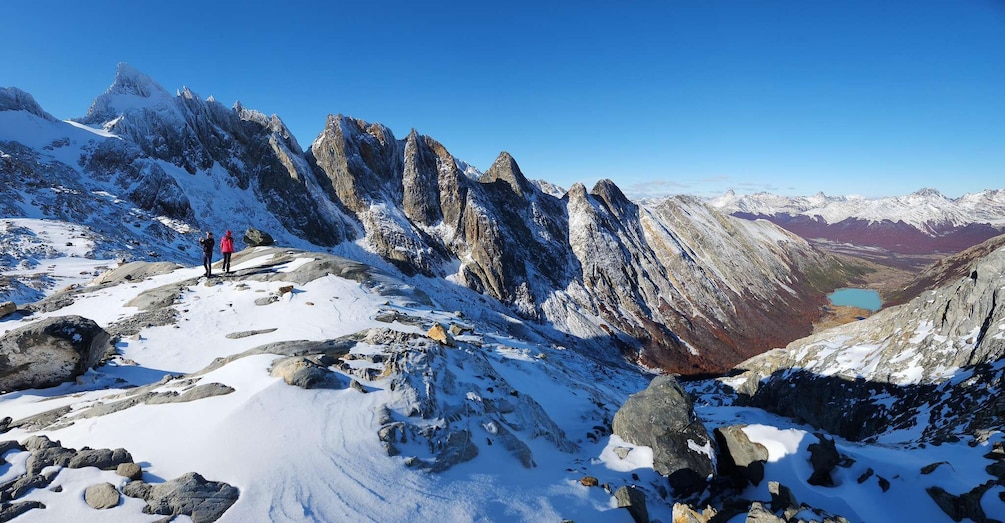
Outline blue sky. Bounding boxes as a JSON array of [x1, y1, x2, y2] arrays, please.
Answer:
[[2, 0, 1003, 198]]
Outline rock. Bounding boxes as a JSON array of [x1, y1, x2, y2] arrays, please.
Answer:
[[0, 301, 16, 318], [270, 357, 341, 389], [714, 424, 768, 487], [350, 380, 367, 393], [0, 315, 111, 392], [278, 284, 294, 295], [84, 482, 120, 509], [127, 472, 239, 522], [746, 501, 785, 523], [927, 481, 996, 523], [672, 503, 717, 523], [0, 501, 45, 520], [244, 228, 274, 247], [612, 375, 713, 493], [768, 481, 799, 513], [427, 430, 478, 473], [426, 323, 456, 347], [613, 446, 632, 459], [614, 485, 649, 523], [449, 324, 473, 336], [116, 462, 143, 480], [254, 295, 280, 306], [921, 461, 950, 474], [580, 476, 599, 487], [69, 448, 133, 470], [807, 434, 840, 486]]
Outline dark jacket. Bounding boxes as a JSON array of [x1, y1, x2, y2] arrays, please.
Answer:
[[199, 236, 214, 255]]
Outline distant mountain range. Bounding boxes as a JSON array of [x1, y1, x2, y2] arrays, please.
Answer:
[[0, 63, 859, 375], [710, 189, 1005, 254]]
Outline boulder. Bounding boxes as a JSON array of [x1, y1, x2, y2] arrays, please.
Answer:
[[124, 471, 239, 522], [270, 357, 341, 389], [426, 323, 456, 346], [84, 482, 120, 509], [807, 434, 840, 486], [243, 228, 274, 247], [614, 485, 649, 523], [0, 316, 111, 392], [714, 425, 768, 486], [612, 375, 713, 493], [0, 301, 16, 318], [116, 462, 143, 480]]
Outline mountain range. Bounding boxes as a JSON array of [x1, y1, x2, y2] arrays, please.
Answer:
[[2, 64, 1004, 522], [0, 63, 863, 376], [711, 189, 1005, 255]]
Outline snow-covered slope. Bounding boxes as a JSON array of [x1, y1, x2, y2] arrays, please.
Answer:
[[2, 222, 1001, 522]]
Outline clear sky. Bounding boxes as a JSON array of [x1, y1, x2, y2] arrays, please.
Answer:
[[2, 0, 1003, 199]]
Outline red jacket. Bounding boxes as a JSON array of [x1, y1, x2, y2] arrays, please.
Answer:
[[220, 234, 235, 254]]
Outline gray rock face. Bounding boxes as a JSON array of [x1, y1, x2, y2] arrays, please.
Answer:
[[124, 471, 239, 522], [84, 482, 120, 509], [612, 375, 713, 492], [0, 315, 111, 392]]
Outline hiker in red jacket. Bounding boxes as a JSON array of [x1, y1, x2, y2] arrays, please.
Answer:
[[220, 230, 235, 274]]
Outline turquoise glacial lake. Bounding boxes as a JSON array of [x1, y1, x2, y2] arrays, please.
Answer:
[[827, 288, 882, 311]]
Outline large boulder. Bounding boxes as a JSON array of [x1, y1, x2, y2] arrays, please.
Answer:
[[243, 228, 274, 247], [0, 316, 111, 392], [714, 424, 769, 487], [612, 375, 714, 492], [123, 471, 239, 522]]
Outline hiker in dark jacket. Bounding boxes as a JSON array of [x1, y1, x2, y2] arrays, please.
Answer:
[[220, 230, 235, 274], [198, 231, 215, 277]]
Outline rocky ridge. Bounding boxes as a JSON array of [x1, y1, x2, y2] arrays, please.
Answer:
[[0, 64, 860, 375]]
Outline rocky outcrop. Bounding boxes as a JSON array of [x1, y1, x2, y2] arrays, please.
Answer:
[[123, 472, 239, 522], [612, 375, 713, 492], [0, 315, 111, 392]]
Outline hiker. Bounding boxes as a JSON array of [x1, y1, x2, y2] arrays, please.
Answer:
[[198, 231, 215, 277], [220, 230, 235, 274]]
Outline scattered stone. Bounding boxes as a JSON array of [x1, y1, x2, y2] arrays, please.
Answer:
[[426, 323, 456, 347], [614, 485, 648, 523], [877, 476, 890, 492], [613, 446, 632, 460], [350, 380, 367, 393], [278, 285, 294, 295], [857, 467, 874, 483], [117, 462, 143, 480], [254, 295, 279, 306], [84, 482, 120, 509], [449, 324, 473, 336], [580, 476, 599, 487]]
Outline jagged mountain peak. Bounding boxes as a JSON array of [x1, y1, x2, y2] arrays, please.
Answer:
[[481, 151, 532, 197], [910, 187, 945, 198], [0, 86, 57, 121], [109, 62, 171, 99]]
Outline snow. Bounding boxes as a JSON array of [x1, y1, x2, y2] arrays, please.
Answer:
[[2, 223, 1004, 522]]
